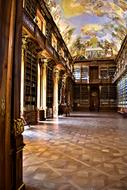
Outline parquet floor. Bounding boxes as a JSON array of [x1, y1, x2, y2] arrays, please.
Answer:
[[23, 112, 127, 190]]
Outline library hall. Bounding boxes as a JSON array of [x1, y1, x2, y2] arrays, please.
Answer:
[[1, 0, 127, 189]]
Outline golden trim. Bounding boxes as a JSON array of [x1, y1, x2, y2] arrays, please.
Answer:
[[13, 118, 24, 136]]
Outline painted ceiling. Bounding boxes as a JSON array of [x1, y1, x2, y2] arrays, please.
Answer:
[[45, 0, 127, 59]]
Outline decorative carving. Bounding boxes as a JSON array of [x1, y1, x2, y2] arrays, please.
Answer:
[[0, 98, 5, 117], [22, 35, 28, 49], [13, 118, 24, 136]]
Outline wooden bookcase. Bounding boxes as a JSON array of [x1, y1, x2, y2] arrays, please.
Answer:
[[100, 85, 116, 111], [24, 49, 37, 124], [46, 63, 53, 118], [100, 67, 108, 79], [100, 86, 108, 99], [24, 0, 37, 20], [74, 84, 89, 110], [117, 72, 127, 108]]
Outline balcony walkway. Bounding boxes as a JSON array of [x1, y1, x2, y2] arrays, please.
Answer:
[[23, 112, 127, 190]]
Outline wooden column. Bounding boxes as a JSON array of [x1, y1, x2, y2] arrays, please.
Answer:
[[41, 60, 47, 119], [0, 1, 13, 189], [20, 37, 27, 117], [0, 0, 25, 189], [37, 61, 41, 110], [61, 74, 67, 104], [53, 69, 59, 118], [12, 0, 25, 188]]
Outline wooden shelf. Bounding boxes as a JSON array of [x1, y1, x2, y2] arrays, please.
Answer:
[[74, 84, 89, 104], [24, 0, 37, 20], [117, 72, 127, 108], [46, 63, 53, 109], [24, 49, 37, 110]]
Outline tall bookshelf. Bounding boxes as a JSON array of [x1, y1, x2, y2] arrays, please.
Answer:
[[108, 67, 116, 78], [100, 86, 116, 100], [100, 86, 108, 99], [117, 72, 127, 108], [74, 84, 80, 101], [24, 49, 37, 124], [24, 0, 37, 20], [100, 67, 108, 79], [80, 85, 89, 101], [74, 66, 81, 82], [100, 66, 116, 79], [100, 85, 116, 110], [74, 84, 89, 110], [81, 66, 89, 82], [46, 62, 53, 118]]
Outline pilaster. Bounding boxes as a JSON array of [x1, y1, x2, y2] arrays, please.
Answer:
[[20, 36, 27, 117], [53, 68, 59, 118], [61, 73, 68, 104], [41, 59, 48, 119]]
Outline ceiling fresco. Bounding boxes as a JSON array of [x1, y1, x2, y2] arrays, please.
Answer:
[[45, 0, 127, 59]]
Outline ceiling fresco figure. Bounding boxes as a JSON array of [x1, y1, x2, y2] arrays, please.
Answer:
[[44, 0, 127, 59]]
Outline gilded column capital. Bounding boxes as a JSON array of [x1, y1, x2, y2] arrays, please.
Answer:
[[13, 118, 25, 136], [43, 59, 48, 67], [22, 35, 28, 49], [53, 68, 59, 80], [38, 57, 48, 69]]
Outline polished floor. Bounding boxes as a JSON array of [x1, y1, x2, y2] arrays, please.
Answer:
[[23, 112, 127, 190]]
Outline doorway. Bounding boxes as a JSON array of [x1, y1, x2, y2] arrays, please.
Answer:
[[90, 85, 99, 111]]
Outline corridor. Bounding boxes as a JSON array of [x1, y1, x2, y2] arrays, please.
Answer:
[[23, 112, 127, 190]]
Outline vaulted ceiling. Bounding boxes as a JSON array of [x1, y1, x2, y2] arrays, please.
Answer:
[[45, 0, 127, 59]]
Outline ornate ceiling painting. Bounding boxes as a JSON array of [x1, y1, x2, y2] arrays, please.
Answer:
[[45, 0, 127, 59]]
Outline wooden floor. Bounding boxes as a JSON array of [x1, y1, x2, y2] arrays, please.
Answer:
[[23, 112, 127, 190]]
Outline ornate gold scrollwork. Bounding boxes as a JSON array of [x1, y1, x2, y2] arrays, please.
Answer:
[[13, 118, 24, 136]]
